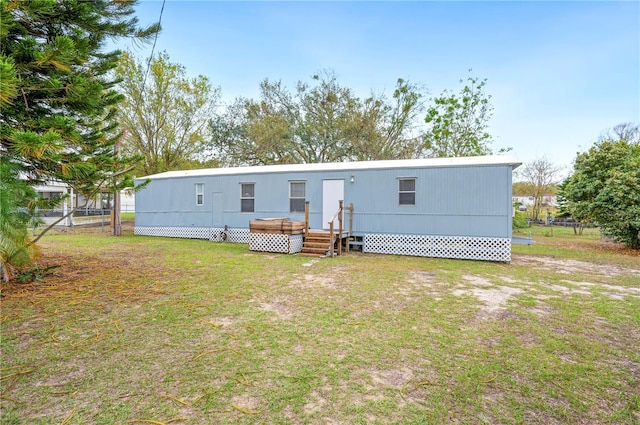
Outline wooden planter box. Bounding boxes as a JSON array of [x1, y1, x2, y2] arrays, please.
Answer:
[[249, 218, 304, 235]]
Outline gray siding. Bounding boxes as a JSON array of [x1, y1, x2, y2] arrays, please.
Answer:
[[135, 164, 513, 238]]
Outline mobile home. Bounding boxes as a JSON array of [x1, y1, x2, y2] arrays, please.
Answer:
[[134, 156, 521, 261]]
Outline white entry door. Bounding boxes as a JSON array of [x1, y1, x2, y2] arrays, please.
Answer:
[[322, 179, 344, 230]]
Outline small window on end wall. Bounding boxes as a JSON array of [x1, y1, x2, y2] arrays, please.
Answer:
[[399, 178, 415, 205], [195, 183, 204, 206], [241, 183, 255, 213], [290, 181, 305, 213]]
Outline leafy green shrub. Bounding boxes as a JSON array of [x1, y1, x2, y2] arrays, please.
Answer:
[[513, 211, 529, 229]]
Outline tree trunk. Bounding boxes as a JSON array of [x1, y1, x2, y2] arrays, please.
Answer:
[[113, 190, 121, 236], [629, 227, 640, 250]]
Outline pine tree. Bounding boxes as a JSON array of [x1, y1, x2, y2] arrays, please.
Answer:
[[0, 0, 159, 280]]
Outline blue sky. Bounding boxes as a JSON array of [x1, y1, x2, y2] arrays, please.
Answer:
[[119, 1, 639, 174]]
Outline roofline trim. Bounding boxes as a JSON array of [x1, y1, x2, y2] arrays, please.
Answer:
[[139, 155, 522, 180]]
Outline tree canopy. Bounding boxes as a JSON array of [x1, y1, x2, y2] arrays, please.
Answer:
[[0, 0, 158, 279], [208, 71, 506, 165], [422, 74, 497, 157], [115, 51, 221, 176], [564, 125, 640, 249], [1, 0, 158, 181], [208, 71, 425, 165], [518, 157, 563, 221]]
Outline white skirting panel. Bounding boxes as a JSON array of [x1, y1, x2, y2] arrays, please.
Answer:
[[363, 234, 511, 262], [249, 233, 303, 254], [133, 226, 213, 239], [289, 234, 304, 253], [226, 228, 251, 243], [133, 226, 250, 243], [210, 228, 250, 243], [133, 227, 509, 261], [133, 227, 300, 254]]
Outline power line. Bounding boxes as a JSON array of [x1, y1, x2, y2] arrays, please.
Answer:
[[140, 0, 166, 97]]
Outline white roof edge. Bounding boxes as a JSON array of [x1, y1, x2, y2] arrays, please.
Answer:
[[139, 155, 522, 180]]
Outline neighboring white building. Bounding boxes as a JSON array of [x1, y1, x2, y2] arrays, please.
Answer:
[[34, 181, 135, 226], [512, 195, 557, 208]]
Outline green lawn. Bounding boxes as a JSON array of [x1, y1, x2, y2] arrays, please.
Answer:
[[120, 212, 135, 221], [1, 227, 638, 424]]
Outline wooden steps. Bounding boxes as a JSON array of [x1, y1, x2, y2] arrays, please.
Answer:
[[299, 231, 333, 257]]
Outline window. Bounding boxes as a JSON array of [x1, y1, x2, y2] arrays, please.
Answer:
[[241, 183, 255, 213], [399, 178, 415, 205], [290, 181, 306, 213], [195, 183, 204, 206]]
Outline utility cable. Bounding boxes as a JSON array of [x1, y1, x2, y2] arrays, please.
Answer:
[[140, 0, 166, 98]]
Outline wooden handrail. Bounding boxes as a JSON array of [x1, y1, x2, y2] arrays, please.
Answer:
[[328, 200, 344, 257], [329, 221, 334, 257], [328, 203, 342, 225], [346, 202, 354, 253], [338, 201, 343, 256], [304, 201, 310, 238]]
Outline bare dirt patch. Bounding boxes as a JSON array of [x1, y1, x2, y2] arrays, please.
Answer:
[[397, 270, 444, 299], [560, 280, 640, 299], [303, 390, 328, 415], [406, 270, 437, 285], [303, 273, 339, 289], [208, 316, 235, 327], [295, 266, 351, 290], [547, 284, 592, 297], [511, 255, 640, 277], [539, 280, 640, 300], [529, 305, 554, 317], [499, 276, 519, 284], [231, 394, 262, 413], [258, 300, 293, 319], [462, 275, 494, 287], [453, 286, 523, 314], [370, 367, 414, 389]]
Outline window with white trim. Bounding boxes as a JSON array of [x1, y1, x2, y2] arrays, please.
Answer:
[[398, 178, 415, 205], [195, 183, 204, 206], [289, 181, 305, 213], [241, 183, 255, 213]]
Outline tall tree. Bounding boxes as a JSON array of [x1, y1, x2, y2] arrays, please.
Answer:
[[600, 122, 640, 145], [209, 72, 425, 165], [518, 157, 563, 221], [348, 78, 425, 161], [564, 131, 640, 249], [512, 181, 534, 196], [422, 73, 495, 157], [0, 0, 158, 280], [555, 177, 586, 235], [115, 51, 221, 176]]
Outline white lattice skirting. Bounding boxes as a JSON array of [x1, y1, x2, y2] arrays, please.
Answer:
[[133, 227, 509, 261], [363, 234, 511, 262], [249, 233, 303, 254], [134, 226, 212, 239], [212, 228, 250, 243], [134, 226, 250, 243]]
